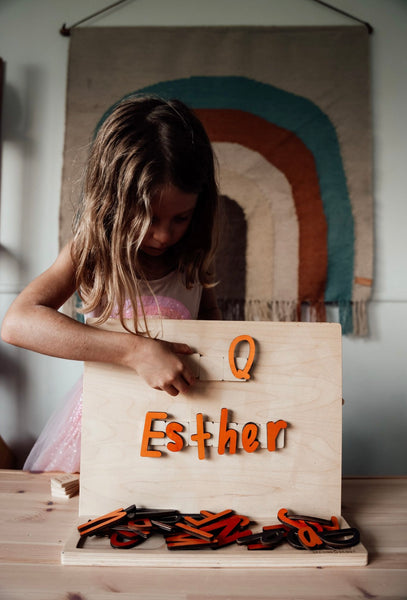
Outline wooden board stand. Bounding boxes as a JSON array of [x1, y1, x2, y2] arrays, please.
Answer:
[[62, 516, 366, 567], [62, 320, 368, 567]]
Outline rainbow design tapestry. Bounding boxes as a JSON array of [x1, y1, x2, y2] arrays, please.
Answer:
[[60, 26, 373, 335]]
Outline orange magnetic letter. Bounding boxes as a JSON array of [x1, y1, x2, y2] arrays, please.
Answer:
[[218, 408, 237, 455], [266, 420, 288, 452], [228, 335, 256, 380], [241, 422, 260, 453], [191, 413, 211, 460], [166, 421, 184, 453], [140, 411, 167, 457]]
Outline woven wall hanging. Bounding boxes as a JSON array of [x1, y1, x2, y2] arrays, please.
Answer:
[[60, 26, 373, 335]]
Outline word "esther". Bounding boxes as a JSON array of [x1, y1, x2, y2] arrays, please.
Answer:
[[140, 409, 288, 460]]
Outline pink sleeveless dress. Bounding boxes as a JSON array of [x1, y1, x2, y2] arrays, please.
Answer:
[[23, 271, 202, 473]]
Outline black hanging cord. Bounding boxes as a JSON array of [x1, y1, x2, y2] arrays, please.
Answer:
[[60, 0, 373, 37], [309, 0, 373, 34], [60, 0, 129, 36]]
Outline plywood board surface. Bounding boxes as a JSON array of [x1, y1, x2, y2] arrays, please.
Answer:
[[80, 320, 342, 521]]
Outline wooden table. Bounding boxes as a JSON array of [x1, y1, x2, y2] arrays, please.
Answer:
[[0, 471, 406, 599]]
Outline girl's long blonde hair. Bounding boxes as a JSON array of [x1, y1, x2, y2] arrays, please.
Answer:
[[71, 96, 219, 333]]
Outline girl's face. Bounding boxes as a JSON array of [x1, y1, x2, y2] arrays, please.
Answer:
[[141, 184, 197, 257]]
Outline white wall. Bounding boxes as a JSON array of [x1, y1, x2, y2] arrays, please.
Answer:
[[0, 0, 406, 474]]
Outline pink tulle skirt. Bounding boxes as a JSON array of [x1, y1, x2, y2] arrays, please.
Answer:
[[23, 377, 83, 473], [23, 289, 200, 473]]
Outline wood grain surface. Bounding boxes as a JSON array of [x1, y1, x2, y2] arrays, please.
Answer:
[[81, 320, 343, 521], [0, 471, 406, 599]]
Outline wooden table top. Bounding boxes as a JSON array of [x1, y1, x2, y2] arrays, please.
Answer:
[[0, 470, 406, 599]]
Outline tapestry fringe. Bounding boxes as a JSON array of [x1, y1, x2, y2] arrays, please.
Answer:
[[339, 301, 353, 336], [308, 301, 327, 323], [269, 300, 298, 322], [245, 300, 298, 322], [217, 298, 246, 321], [217, 297, 369, 337], [245, 300, 269, 321], [352, 300, 369, 337]]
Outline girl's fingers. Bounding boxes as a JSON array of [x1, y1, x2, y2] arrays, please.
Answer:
[[139, 339, 196, 396], [161, 384, 180, 397], [160, 371, 194, 397], [178, 372, 195, 393], [181, 368, 195, 387], [170, 342, 194, 355]]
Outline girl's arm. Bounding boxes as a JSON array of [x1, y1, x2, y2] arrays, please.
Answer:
[[1, 243, 195, 397], [198, 287, 222, 320]]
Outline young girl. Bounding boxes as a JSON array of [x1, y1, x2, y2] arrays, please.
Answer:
[[1, 96, 221, 472]]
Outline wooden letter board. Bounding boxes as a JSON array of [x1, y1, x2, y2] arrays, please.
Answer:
[[62, 319, 368, 567]]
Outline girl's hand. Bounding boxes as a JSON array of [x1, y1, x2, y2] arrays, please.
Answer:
[[126, 336, 196, 397]]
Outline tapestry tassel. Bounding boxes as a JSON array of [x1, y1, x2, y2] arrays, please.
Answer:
[[352, 300, 369, 337], [244, 300, 297, 322], [269, 300, 298, 322], [339, 301, 353, 335], [309, 301, 327, 323], [218, 298, 245, 321]]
